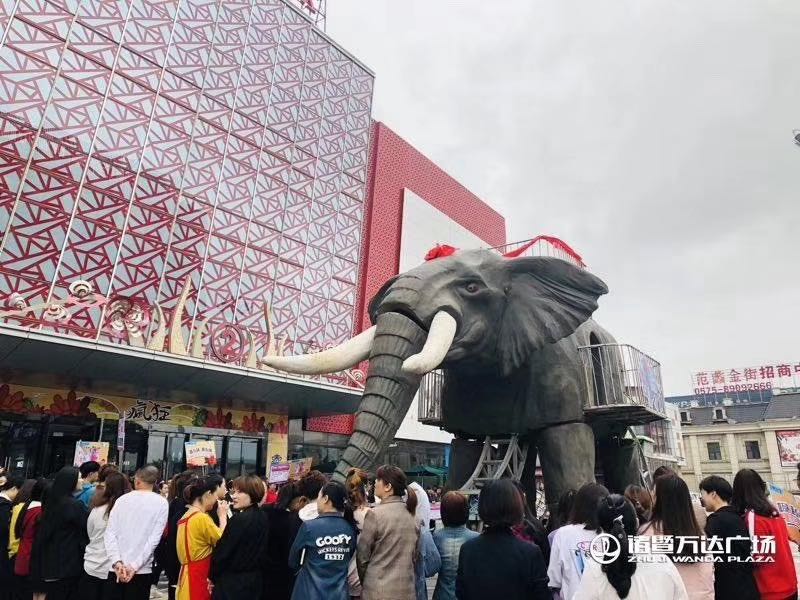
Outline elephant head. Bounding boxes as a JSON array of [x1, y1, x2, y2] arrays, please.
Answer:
[[261, 249, 608, 481]]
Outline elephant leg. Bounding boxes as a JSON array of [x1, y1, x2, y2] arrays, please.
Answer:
[[447, 437, 484, 490], [537, 422, 596, 515], [597, 433, 646, 494]]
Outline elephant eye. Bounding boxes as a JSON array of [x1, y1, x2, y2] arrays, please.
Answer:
[[464, 282, 480, 293]]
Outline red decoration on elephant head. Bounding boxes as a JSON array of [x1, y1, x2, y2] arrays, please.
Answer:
[[424, 244, 458, 261]]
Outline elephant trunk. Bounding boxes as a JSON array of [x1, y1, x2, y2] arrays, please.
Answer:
[[332, 312, 427, 482]]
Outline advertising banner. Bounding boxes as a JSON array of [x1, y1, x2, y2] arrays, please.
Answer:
[[185, 440, 217, 467], [268, 463, 290, 484], [768, 483, 800, 543], [289, 457, 313, 480], [692, 362, 800, 396], [776, 430, 800, 466], [74, 441, 110, 466], [265, 419, 290, 470]]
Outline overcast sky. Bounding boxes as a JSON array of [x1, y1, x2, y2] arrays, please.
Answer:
[[327, 1, 800, 396]]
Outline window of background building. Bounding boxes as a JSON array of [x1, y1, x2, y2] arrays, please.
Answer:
[[713, 408, 726, 420], [745, 440, 761, 460], [680, 411, 690, 423], [707, 441, 722, 461]]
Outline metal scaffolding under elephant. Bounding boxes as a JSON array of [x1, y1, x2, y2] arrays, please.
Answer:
[[261, 247, 666, 514]]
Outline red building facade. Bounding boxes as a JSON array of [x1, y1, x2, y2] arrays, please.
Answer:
[[0, 1, 505, 476]]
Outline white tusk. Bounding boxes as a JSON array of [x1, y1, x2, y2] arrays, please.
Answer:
[[402, 311, 457, 375], [259, 326, 376, 375]]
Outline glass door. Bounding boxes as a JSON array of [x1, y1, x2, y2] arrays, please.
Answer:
[[164, 433, 186, 479], [225, 437, 259, 477]]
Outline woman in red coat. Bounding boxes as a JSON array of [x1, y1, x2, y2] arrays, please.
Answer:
[[732, 469, 798, 600], [14, 478, 48, 600]]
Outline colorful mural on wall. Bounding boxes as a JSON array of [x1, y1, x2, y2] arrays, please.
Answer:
[[0, 383, 289, 437]]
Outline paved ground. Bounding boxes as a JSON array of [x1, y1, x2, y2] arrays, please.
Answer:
[[150, 574, 439, 599]]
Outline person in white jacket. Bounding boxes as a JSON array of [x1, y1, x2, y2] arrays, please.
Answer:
[[547, 483, 609, 600], [573, 494, 688, 600]]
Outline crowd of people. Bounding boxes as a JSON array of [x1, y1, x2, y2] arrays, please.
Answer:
[[0, 462, 797, 600]]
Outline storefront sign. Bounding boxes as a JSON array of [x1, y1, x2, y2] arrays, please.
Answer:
[[768, 483, 800, 543], [123, 400, 170, 422], [74, 441, 110, 466], [289, 457, 313, 480], [265, 422, 289, 467], [268, 463, 290, 484], [776, 430, 800, 466], [692, 363, 800, 396], [0, 383, 289, 438], [185, 440, 218, 467]]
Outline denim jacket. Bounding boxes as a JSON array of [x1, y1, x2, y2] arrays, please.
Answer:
[[289, 512, 357, 600], [415, 526, 442, 600], [431, 525, 479, 600]]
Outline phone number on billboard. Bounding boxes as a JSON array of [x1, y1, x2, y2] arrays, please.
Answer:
[[694, 382, 772, 395]]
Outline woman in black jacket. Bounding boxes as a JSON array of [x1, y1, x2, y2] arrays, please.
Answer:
[[30, 467, 88, 600], [261, 482, 303, 600], [209, 475, 269, 599], [456, 480, 550, 600]]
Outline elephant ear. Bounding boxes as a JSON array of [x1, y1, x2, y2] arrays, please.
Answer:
[[497, 257, 608, 374], [367, 275, 399, 324]]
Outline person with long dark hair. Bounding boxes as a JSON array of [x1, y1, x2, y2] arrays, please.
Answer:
[[456, 479, 549, 599], [356, 465, 419, 600], [624, 484, 653, 526], [547, 488, 576, 554], [261, 482, 303, 600], [548, 482, 609, 600], [8, 479, 35, 563], [79, 472, 130, 600], [652, 467, 706, 529], [640, 475, 713, 600], [176, 476, 228, 600], [731, 469, 797, 600], [30, 467, 88, 600], [289, 481, 358, 600], [573, 494, 688, 600], [158, 471, 194, 600], [511, 480, 550, 562], [13, 478, 48, 600], [209, 475, 269, 599]]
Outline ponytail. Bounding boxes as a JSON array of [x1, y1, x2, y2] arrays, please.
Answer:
[[597, 494, 637, 599], [405, 485, 418, 516], [375, 465, 416, 514], [183, 475, 215, 505], [321, 481, 357, 527]]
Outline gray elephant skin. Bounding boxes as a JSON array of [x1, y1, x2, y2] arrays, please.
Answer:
[[264, 249, 641, 511]]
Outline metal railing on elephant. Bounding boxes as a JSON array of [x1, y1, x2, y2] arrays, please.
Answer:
[[578, 343, 666, 425], [489, 235, 587, 268]]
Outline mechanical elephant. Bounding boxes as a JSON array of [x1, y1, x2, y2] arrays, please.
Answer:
[[262, 249, 639, 512]]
